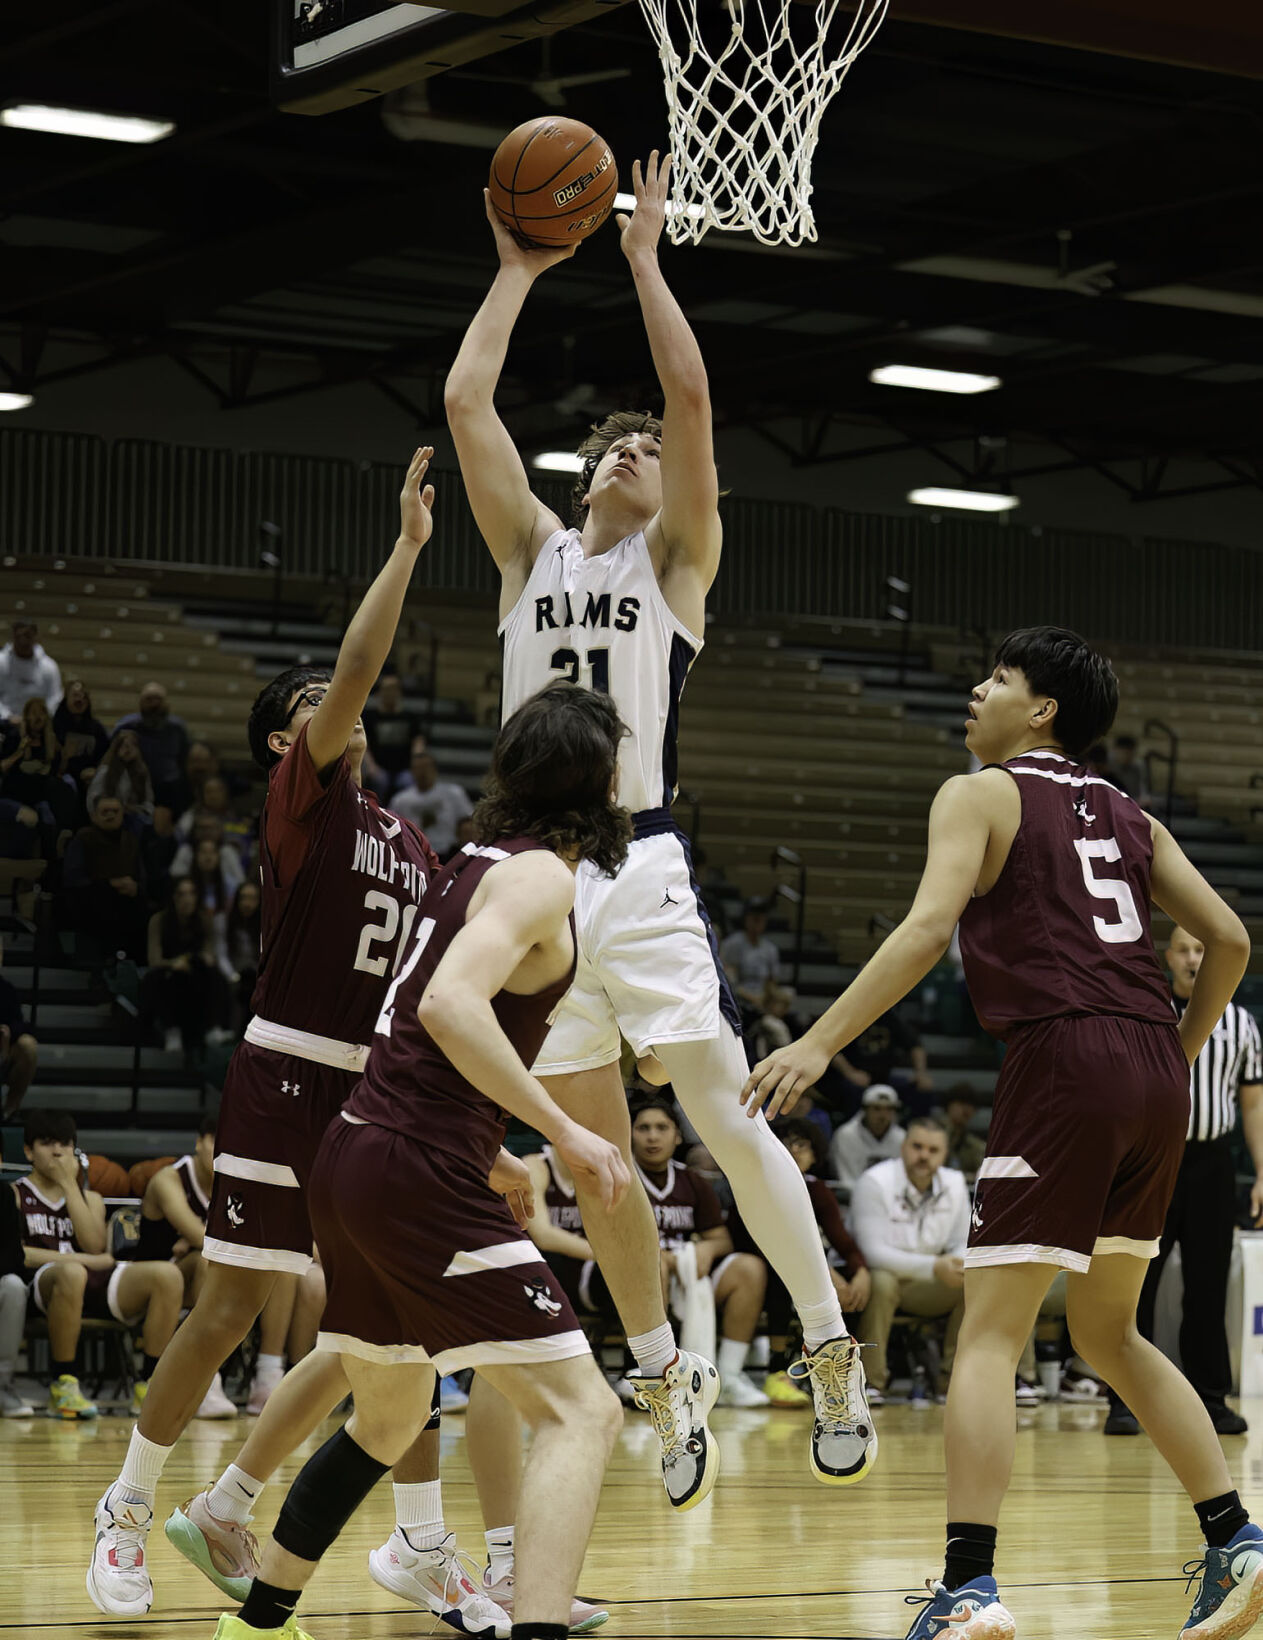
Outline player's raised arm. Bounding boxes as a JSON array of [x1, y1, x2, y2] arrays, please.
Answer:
[[1148, 815, 1251, 1064], [742, 772, 1001, 1118], [444, 198, 569, 588], [304, 447, 435, 773], [417, 851, 630, 1209], [619, 154, 722, 612]]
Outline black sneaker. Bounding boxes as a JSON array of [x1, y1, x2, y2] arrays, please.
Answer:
[[1208, 1402, 1249, 1436], [1103, 1407, 1140, 1436]]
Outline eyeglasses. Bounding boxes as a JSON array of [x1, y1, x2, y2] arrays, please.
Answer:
[[282, 685, 329, 727]]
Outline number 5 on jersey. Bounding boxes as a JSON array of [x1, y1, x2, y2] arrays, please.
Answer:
[[1073, 837, 1144, 944]]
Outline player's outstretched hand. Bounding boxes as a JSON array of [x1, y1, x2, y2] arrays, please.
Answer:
[[740, 1034, 830, 1121], [488, 1147, 535, 1230], [484, 190, 576, 275], [617, 151, 670, 261], [556, 1122, 630, 1213], [398, 446, 436, 551]]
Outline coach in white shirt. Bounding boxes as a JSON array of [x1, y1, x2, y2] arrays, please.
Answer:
[[829, 1084, 906, 1189], [852, 1115, 970, 1396]]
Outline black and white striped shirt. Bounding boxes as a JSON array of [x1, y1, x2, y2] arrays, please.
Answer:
[[1180, 998, 1263, 1143]]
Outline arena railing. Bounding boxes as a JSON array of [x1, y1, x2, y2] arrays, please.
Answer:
[[1144, 718, 1179, 828]]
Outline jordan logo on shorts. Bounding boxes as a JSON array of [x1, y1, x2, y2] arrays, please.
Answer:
[[660, 886, 678, 908], [226, 1194, 246, 1229], [523, 1277, 562, 1317]]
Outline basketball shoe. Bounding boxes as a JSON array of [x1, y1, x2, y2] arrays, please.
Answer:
[[482, 1567, 609, 1633], [788, 1336, 877, 1484], [1181, 1522, 1263, 1637], [49, 1372, 97, 1419], [902, 1577, 1017, 1639], [717, 1371, 770, 1409], [763, 1370, 811, 1409], [211, 1618, 313, 1640], [196, 1371, 238, 1419], [86, 1484, 153, 1616], [166, 1489, 260, 1602], [368, 1528, 510, 1637], [628, 1348, 721, 1511]]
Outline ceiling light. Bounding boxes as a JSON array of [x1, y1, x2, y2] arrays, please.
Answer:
[[871, 364, 1001, 394], [0, 104, 174, 144], [532, 451, 584, 474], [0, 392, 33, 412], [908, 486, 1019, 513]]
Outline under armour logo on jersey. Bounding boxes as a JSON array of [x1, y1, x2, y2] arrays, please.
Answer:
[[226, 1194, 246, 1229], [281, 1080, 301, 1097], [523, 1277, 562, 1317], [1074, 795, 1095, 825], [660, 886, 678, 908]]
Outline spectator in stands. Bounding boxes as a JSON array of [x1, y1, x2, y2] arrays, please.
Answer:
[[390, 745, 473, 858], [937, 1084, 986, 1183], [140, 877, 233, 1054], [0, 621, 62, 724], [86, 729, 155, 828], [54, 680, 109, 802], [852, 1116, 969, 1400], [631, 1097, 771, 1407], [0, 796, 41, 862], [0, 971, 38, 1121], [1086, 740, 1131, 796], [17, 1108, 184, 1418], [829, 1084, 906, 1189], [218, 877, 261, 998], [720, 898, 783, 1008], [0, 1174, 33, 1415], [0, 697, 75, 834], [750, 984, 833, 1151], [170, 821, 245, 908], [63, 793, 149, 961], [114, 681, 192, 816], [361, 672, 420, 798], [454, 813, 477, 853], [522, 1145, 621, 1345], [829, 1000, 932, 1107], [184, 740, 219, 800], [1109, 732, 1146, 802], [175, 775, 253, 872]]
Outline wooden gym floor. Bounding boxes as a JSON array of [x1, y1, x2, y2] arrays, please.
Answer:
[[3, 1395, 1254, 1640]]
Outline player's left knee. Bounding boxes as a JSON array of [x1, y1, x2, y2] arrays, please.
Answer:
[[734, 1253, 767, 1293]]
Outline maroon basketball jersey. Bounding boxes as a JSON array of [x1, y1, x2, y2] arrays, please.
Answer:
[[137, 1155, 209, 1263], [635, 1160, 724, 1249], [251, 718, 439, 1044], [958, 750, 1176, 1039], [541, 1146, 585, 1234], [15, 1178, 76, 1253], [346, 839, 577, 1175]]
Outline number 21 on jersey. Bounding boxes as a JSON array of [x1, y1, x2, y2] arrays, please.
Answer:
[[374, 915, 437, 1037], [550, 646, 609, 693], [1073, 837, 1144, 944]]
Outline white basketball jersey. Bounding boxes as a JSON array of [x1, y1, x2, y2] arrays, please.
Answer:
[[499, 528, 703, 816]]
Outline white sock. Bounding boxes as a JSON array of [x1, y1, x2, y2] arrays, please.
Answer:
[[255, 1353, 284, 1379], [485, 1524, 515, 1584], [395, 1480, 445, 1551], [799, 1297, 847, 1354], [116, 1428, 172, 1507], [207, 1463, 265, 1526], [717, 1337, 749, 1382], [628, 1323, 676, 1379]]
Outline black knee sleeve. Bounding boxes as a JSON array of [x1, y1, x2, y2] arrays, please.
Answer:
[[271, 1427, 390, 1563], [423, 1375, 441, 1433]]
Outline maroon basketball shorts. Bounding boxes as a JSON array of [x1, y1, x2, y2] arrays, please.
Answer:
[[309, 1114, 589, 1375], [966, 1014, 1189, 1273], [29, 1262, 139, 1323], [203, 1041, 359, 1276]]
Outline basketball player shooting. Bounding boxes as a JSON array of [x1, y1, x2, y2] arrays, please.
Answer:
[[743, 626, 1261, 1640], [445, 150, 875, 1504], [86, 453, 509, 1637]]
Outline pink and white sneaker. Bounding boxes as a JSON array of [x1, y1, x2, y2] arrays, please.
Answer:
[[164, 1489, 260, 1602], [369, 1529, 510, 1637], [86, 1486, 153, 1616], [483, 1566, 609, 1633]]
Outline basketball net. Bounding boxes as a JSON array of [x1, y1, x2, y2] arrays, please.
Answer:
[[636, 0, 888, 247]]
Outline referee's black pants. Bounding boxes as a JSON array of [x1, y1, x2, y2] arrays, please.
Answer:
[[1132, 1136, 1236, 1408]]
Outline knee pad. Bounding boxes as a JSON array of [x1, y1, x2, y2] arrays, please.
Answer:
[[271, 1427, 390, 1563]]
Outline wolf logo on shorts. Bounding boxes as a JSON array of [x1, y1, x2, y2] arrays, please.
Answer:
[[524, 1277, 563, 1317]]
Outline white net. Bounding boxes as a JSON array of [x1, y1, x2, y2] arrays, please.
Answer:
[[636, 0, 888, 247]]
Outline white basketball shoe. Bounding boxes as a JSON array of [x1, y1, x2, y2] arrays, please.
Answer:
[[86, 1485, 154, 1616]]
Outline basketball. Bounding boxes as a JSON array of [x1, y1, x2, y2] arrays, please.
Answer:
[[488, 116, 618, 249]]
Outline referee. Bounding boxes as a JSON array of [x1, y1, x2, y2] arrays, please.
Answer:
[[1105, 925, 1263, 1436]]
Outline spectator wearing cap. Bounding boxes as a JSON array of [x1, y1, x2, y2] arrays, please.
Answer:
[[936, 1084, 986, 1184], [720, 898, 783, 1009], [852, 1116, 970, 1399], [0, 621, 62, 725], [0, 970, 38, 1121], [828, 1084, 906, 1190], [113, 682, 192, 816]]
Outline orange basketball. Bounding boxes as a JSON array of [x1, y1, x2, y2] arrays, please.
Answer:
[[488, 117, 618, 249]]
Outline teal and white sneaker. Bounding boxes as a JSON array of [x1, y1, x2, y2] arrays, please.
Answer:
[[903, 1576, 1016, 1639], [1182, 1523, 1263, 1638]]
